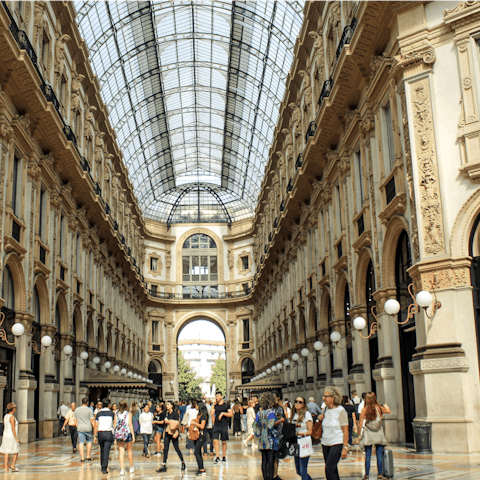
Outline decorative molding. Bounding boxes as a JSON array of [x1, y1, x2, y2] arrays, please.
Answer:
[[409, 357, 469, 375]]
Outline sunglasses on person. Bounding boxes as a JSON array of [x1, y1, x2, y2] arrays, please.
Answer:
[[295, 400, 304, 404]]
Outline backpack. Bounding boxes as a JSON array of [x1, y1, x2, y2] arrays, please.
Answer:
[[115, 412, 130, 441]]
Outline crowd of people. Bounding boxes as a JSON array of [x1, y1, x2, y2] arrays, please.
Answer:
[[0, 388, 390, 479]]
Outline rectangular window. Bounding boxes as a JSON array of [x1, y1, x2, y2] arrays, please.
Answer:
[[336, 185, 343, 230], [60, 75, 67, 111], [384, 102, 396, 171], [243, 318, 250, 342], [242, 256, 249, 270], [41, 31, 49, 67], [356, 150, 364, 205], [152, 321, 158, 343], [150, 257, 157, 271], [191, 256, 199, 281], [39, 188, 46, 240], [151, 285, 157, 295], [210, 257, 217, 281], [242, 283, 249, 294], [59, 215, 65, 259], [11, 155, 20, 216], [200, 255, 208, 280]]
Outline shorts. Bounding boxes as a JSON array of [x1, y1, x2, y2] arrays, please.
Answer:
[[156, 427, 164, 435], [212, 426, 229, 441], [77, 431, 93, 444], [117, 433, 133, 443]]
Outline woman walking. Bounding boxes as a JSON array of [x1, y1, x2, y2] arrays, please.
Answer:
[[243, 400, 256, 448], [0, 403, 20, 472], [131, 401, 140, 437], [241, 399, 248, 433], [115, 401, 136, 475], [139, 404, 154, 458], [319, 386, 349, 480], [153, 403, 165, 455], [186, 400, 198, 454], [358, 392, 391, 480], [190, 401, 208, 476], [254, 392, 278, 480], [233, 400, 242, 436], [341, 395, 357, 451], [292, 396, 313, 480], [156, 400, 185, 473]]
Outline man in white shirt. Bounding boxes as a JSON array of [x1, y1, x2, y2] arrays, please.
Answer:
[[94, 399, 115, 475], [139, 404, 154, 457], [57, 401, 68, 435]]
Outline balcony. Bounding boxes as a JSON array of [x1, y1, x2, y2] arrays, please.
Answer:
[[295, 153, 303, 170], [63, 125, 77, 146], [148, 289, 252, 300], [336, 17, 358, 60], [280, 200, 285, 212], [268, 231, 273, 243], [305, 121, 317, 143], [40, 82, 60, 113], [93, 182, 102, 197], [287, 178, 293, 193], [318, 78, 334, 108], [80, 157, 91, 174], [104, 203, 111, 215], [273, 217, 278, 229]]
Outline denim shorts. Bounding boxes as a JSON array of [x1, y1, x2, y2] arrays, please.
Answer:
[[78, 431, 93, 444], [156, 427, 164, 434], [117, 433, 133, 443]]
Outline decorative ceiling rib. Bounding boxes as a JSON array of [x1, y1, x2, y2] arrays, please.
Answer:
[[75, 1, 304, 223]]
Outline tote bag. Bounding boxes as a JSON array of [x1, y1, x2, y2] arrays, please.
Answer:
[[298, 435, 314, 458]]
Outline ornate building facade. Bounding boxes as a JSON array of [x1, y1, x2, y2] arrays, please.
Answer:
[[2, 0, 480, 454]]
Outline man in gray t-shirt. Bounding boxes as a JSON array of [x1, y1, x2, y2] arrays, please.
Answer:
[[74, 398, 95, 461]]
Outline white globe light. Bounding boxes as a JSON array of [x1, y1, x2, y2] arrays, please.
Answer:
[[93, 356, 101, 365], [283, 359, 290, 366], [330, 331, 342, 343], [63, 344, 73, 356], [314, 340, 323, 351], [262, 372, 266, 378], [121, 368, 127, 375], [266, 368, 272, 374], [276, 363, 282, 370], [11, 323, 24, 337], [80, 351, 89, 360], [416, 291, 433, 308], [271, 365, 277, 372], [104, 361, 111, 369], [301, 348, 310, 357], [127, 371, 133, 377], [353, 316, 367, 331], [114, 365, 120, 372], [142, 377, 146, 382], [41, 335, 53, 347], [292, 353, 299, 362], [385, 299, 401, 315]]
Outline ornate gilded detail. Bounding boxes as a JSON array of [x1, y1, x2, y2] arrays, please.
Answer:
[[411, 79, 445, 255]]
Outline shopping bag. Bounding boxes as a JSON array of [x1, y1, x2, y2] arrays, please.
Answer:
[[298, 435, 314, 458]]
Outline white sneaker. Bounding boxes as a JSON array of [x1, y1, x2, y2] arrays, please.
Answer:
[[120, 470, 125, 475], [129, 467, 135, 473]]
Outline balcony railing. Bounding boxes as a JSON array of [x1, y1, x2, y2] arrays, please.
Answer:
[[318, 78, 334, 107], [40, 82, 61, 112], [280, 200, 285, 212], [149, 289, 252, 300], [113, 220, 119, 231], [80, 157, 91, 174], [63, 125, 77, 146], [104, 203, 111, 215], [93, 182, 102, 197], [287, 178, 293, 193], [336, 17, 358, 60], [305, 121, 317, 143], [295, 153, 303, 170], [273, 216, 278, 229], [268, 231, 273, 243]]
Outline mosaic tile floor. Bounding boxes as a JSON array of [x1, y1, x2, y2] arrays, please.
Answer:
[[3, 435, 480, 479]]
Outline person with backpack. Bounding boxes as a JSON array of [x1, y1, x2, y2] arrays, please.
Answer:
[[94, 398, 115, 474], [190, 401, 208, 476], [358, 392, 391, 480], [115, 400, 136, 475], [341, 396, 357, 452]]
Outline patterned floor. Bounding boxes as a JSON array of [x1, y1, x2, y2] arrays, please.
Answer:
[[2, 435, 480, 479]]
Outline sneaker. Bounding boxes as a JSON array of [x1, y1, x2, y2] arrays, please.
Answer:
[[156, 466, 167, 473], [243, 440, 248, 448], [197, 471, 206, 476], [362, 476, 369, 480], [181, 462, 186, 471], [129, 467, 135, 473], [214, 457, 220, 463], [155, 452, 162, 456], [120, 470, 125, 475], [222, 457, 226, 462]]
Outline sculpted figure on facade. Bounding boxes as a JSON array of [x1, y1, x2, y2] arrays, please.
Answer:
[[289, 102, 302, 138], [71, 73, 85, 113], [34, 1, 46, 45], [228, 249, 234, 271], [54, 33, 71, 78], [282, 128, 294, 176], [299, 70, 313, 119], [309, 31, 325, 77]]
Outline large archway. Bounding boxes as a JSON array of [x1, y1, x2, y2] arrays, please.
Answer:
[[176, 317, 226, 401]]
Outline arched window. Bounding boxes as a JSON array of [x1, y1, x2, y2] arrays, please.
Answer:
[[1, 266, 14, 311], [182, 234, 218, 298], [241, 357, 255, 384]]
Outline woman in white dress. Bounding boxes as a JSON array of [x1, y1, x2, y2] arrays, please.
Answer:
[[0, 403, 20, 472]]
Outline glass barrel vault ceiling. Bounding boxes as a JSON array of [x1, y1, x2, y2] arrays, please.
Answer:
[[75, 1, 304, 224]]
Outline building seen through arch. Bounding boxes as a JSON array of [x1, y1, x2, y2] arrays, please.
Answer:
[[0, 0, 480, 453]]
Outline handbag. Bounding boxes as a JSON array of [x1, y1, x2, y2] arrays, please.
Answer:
[[311, 419, 322, 440], [188, 424, 200, 441], [298, 436, 314, 458], [166, 419, 179, 439]]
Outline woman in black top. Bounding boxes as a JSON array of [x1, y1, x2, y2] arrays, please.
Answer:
[[341, 396, 357, 450], [233, 400, 242, 436], [155, 401, 185, 473], [190, 401, 208, 476], [153, 403, 165, 455]]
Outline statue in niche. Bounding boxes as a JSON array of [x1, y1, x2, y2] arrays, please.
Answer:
[[228, 249, 234, 271], [71, 73, 84, 112], [54, 33, 70, 78]]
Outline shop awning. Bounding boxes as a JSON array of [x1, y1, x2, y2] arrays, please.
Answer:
[[237, 374, 286, 391], [84, 368, 158, 390]]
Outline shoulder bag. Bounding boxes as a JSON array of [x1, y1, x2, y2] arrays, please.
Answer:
[[298, 435, 314, 458], [188, 423, 200, 441]]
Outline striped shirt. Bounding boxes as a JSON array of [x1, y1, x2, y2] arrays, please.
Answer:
[[95, 408, 115, 433]]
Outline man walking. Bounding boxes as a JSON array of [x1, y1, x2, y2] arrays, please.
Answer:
[[306, 396, 322, 423], [94, 399, 115, 475], [273, 391, 286, 480], [205, 400, 214, 456], [74, 397, 95, 461], [211, 391, 233, 463], [57, 401, 68, 435], [62, 403, 78, 453]]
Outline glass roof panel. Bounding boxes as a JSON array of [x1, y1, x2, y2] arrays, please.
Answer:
[[75, 0, 303, 223]]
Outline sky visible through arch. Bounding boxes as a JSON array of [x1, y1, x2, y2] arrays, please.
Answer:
[[178, 319, 225, 342]]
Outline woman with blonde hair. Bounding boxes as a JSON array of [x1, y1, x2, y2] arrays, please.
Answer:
[[358, 392, 391, 480], [243, 400, 256, 448], [292, 395, 313, 480], [115, 400, 136, 475], [0, 403, 20, 472], [319, 386, 349, 480]]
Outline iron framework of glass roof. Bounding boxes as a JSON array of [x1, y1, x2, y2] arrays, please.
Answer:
[[75, 1, 304, 224]]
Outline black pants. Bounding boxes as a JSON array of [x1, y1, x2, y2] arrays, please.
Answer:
[[98, 432, 114, 472], [59, 417, 65, 433], [142, 433, 151, 455], [163, 433, 184, 464], [206, 428, 213, 453], [69, 426, 78, 449], [261, 449, 275, 480], [322, 444, 343, 480], [194, 435, 207, 470]]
